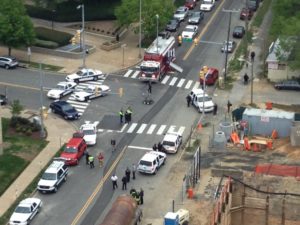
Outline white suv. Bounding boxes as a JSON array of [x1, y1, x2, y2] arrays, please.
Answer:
[[37, 160, 68, 193], [137, 151, 166, 175], [162, 132, 182, 154]]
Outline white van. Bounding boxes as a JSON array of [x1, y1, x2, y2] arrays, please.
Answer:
[[137, 151, 166, 175]]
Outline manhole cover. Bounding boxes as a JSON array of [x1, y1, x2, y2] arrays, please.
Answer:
[[98, 115, 122, 130]]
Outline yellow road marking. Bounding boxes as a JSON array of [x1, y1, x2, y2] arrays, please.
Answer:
[[183, 0, 227, 61], [0, 82, 41, 91], [71, 146, 127, 225]]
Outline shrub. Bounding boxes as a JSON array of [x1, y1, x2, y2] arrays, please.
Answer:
[[35, 27, 72, 47], [34, 39, 59, 49]]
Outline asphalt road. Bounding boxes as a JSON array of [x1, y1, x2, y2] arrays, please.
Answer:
[[1, 0, 291, 224]]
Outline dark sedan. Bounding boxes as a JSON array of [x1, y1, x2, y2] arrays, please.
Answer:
[[274, 80, 300, 91], [165, 19, 180, 32], [49, 100, 80, 120], [232, 26, 245, 38], [188, 11, 204, 24]]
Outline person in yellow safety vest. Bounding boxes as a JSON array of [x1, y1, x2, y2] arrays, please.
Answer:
[[194, 37, 199, 46], [178, 35, 182, 46]]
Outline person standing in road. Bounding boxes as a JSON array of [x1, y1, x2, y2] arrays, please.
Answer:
[[157, 142, 163, 152], [186, 95, 192, 107], [227, 100, 232, 114], [88, 155, 95, 169], [84, 150, 90, 165], [132, 163, 136, 180], [125, 167, 131, 183], [111, 174, 118, 190], [97, 152, 104, 167], [148, 82, 152, 94], [122, 175, 127, 190], [119, 109, 124, 123], [213, 103, 218, 116], [139, 188, 144, 205], [124, 110, 129, 123], [152, 143, 158, 151], [127, 107, 132, 122]]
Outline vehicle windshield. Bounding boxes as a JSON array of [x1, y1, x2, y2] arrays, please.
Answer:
[[15, 206, 30, 213], [83, 88, 94, 93], [42, 172, 57, 180], [140, 66, 159, 73], [197, 96, 212, 102], [139, 160, 152, 166], [191, 12, 200, 17], [82, 129, 95, 135], [176, 10, 185, 15], [168, 20, 177, 25], [234, 27, 243, 32], [163, 141, 175, 146], [184, 27, 195, 32], [76, 71, 84, 76], [56, 85, 65, 90], [64, 146, 78, 153], [61, 104, 74, 111]]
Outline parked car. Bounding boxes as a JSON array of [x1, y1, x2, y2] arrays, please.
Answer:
[[79, 121, 97, 145], [189, 92, 214, 113], [49, 100, 80, 120], [0, 94, 7, 105], [199, 67, 219, 85], [0, 56, 18, 69], [47, 81, 77, 99], [137, 151, 167, 174], [9, 198, 42, 225], [182, 25, 198, 40], [173, 6, 189, 22], [188, 11, 204, 24], [248, 0, 259, 11], [240, 8, 254, 20], [60, 135, 87, 165], [232, 26, 245, 38], [274, 80, 300, 91], [161, 132, 182, 154], [165, 19, 180, 32], [200, 0, 215, 11], [185, 0, 196, 9], [65, 68, 105, 83], [72, 84, 110, 102], [37, 160, 68, 193], [221, 41, 236, 53]]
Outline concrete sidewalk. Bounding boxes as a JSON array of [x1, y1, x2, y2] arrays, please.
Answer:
[[0, 107, 76, 217]]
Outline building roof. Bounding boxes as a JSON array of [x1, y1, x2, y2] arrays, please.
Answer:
[[243, 108, 295, 120], [266, 38, 294, 63]]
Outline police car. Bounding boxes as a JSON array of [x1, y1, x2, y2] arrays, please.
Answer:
[[79, 121, 97, 145], [65, 68, 105, 83], [72, 85, 110, 102], [161, 132, 182, 154], [47, 81, 77, 99]]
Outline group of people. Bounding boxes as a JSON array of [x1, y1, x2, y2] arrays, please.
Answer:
[[85, 150, 104, 169], [130, 187, 144, 205], [152, 142, 163, 152], [119, 107, 133, 124]]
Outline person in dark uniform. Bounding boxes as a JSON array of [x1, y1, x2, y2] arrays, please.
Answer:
[[152, 143, 158, 151], [122, 175, 127, 190], [227, 100, 232, 114], [213, 103, 218, 116], [186, 95, 192, 107], [132, 163, 136, 180], [85, 151, 90, 165], [125, 167, 131, 183], [157, 142, 163, 152], [139, 188, 144, 205], [243, 73, 249, 85], [148, 82, 152, 94]]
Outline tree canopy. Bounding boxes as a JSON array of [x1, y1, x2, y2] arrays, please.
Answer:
[[0, 0, 35, 55], [270, 0, 300, 69], [115, 0, 175, 39]]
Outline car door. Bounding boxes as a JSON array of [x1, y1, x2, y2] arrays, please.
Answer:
[[0, 57, 5, 67], [31, 203, 38, 218], [57, 105, 64, 116]]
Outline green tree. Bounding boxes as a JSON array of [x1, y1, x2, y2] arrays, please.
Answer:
[[10, 100, 24, 117], [270, 0, 300, 69], [115, 0, 174, 39], [0, 0, 35, 55]]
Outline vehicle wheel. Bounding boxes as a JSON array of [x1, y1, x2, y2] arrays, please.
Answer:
[[153, 169, 157, 175], [85, 97, 89, 102], [93, 76, 97, 81], [5, 64, 9, 69], [74, 79, 79, 84], [54, 186, 58, 193], [64, 115, 68, 120]]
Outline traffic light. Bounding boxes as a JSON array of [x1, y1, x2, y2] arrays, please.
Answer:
[[70, 37, 76, 45], [119, 88, 123, 97]]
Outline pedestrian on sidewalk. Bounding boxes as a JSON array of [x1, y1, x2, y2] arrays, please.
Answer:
[[125, 167, 131, 183], [132, 163, 136, 180], [213, 103, 218, 116], [139, 188, 144, 205], [243, 73, 249, 85], [122, 175, 127, 190], [186, 95, 192, 107], [97, 152, 104, 167], [227, 100, 232, 114], [88, 155, 95, 169], [119, 109, 124, 123], [111, 174, 118, 190]]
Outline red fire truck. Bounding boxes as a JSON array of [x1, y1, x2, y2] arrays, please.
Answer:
[[139, 33, 182, 82]]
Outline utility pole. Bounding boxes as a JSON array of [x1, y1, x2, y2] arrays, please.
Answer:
[[39, 63, 46, 138], [77, 4, 86, 68], [138, 0, 142, 58], [222, 9, 240, 80]]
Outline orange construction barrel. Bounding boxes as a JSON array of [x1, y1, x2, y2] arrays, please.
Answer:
[[267, 140, 273, 150], [266, 102, 273, 110], [188, 188, 194, 199]]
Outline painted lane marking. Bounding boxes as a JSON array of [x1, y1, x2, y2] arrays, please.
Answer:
[[156, 125, 167, 135], [161, 76, 170, 84], [124, 69, 133, 77], [147, 124, 157, 134], [177, 79, 186, 88], [118, 123, 128, 133], [192, 81, 200, 90], [127, 123, 138, 133], [131, 70, 140, 79], [169, 77, 178, 86], [136, 123, 147, 134], [185, 80, 193, 89], [178, 126, 186, 135], [66, 100, 89, 106], [128, 146, 153, 151]]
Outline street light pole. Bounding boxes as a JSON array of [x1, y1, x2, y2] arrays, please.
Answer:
[[138, 0, 142, 58], [77, 4, 86, 68], [156, 14, 159, 54], [51, 10, 56, 31], [250, 59, 254, 105], [39, 63, 46, 138]]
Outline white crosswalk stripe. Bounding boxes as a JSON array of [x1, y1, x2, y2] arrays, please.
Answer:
[[136, 123, 147, 134], [185, 80, 193, 89], [157, 125, 167, 135], [124, 69, 133, 77], [169, 77, 178, 86], [127, 123, 138, 133], [161, 75, 170, 84], [177, 78, 185, 88], [147, 124, 157, 134], [192, 81, 200, 90], [131, 70, 140, 78]]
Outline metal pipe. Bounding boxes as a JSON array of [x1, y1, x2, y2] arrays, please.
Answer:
[[39, 63, 46, 138]]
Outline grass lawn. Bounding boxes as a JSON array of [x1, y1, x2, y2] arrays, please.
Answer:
[[0, 118, 48, 196]]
